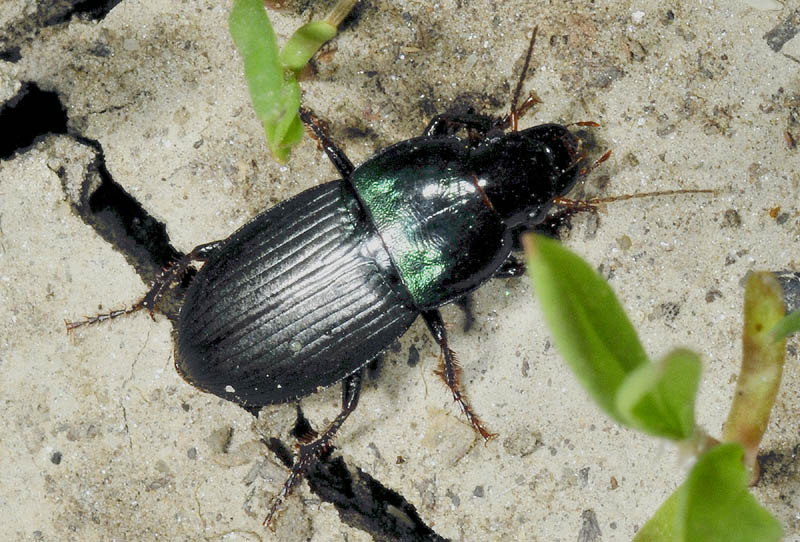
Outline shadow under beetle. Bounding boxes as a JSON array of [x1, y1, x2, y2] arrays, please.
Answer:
[[69, 28, 599, 526]]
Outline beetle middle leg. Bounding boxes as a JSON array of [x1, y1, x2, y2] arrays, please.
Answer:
[[422, 309, 496, 442], [266, 368, 364, 527], [65, 240, 222, 330]]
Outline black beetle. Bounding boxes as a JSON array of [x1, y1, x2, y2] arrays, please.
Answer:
[[68, 28, 593, 525]]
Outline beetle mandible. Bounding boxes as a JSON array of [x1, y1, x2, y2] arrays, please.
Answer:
[[68, 27, 597, 524]]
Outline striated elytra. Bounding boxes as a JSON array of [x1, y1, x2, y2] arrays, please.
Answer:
[[176, 122, 581, 408]]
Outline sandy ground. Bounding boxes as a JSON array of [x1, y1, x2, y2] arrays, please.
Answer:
[[1, 0, 799, 540]]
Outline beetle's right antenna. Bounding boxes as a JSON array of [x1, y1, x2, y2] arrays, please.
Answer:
[[556, 188, 718, 207]]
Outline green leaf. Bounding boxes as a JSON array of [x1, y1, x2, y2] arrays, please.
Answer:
[[279, 21, 338, 72], [769, 307, 800, 342], [229, 0, 284, 128], [524, 234, 649, 424], [229, 0, 355, 162], [266, 74, 303, 163], [616, 349, 701, 440], [635, 443, 781, 542], [229, 0, 301, 162], [682, 443, 782, 541], [634, 489, 681, 542]]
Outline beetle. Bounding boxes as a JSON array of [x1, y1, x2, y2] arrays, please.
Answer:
[[68, 28, 598, 525]]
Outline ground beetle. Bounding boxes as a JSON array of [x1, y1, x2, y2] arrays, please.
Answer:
[[69, 28, 604, 525]]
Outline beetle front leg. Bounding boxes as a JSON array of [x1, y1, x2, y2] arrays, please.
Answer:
[[522, 200, 600, 242], [65, 240, 223, 331], [265, 368, 364, 527], [421, 310, 496, 442], [299, 107, 355, 178]]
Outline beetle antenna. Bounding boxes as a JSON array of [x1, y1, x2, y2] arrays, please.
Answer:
[[567, 121, 601, 128], [553, 188, 717, 210], [584, 188, 718, 204]]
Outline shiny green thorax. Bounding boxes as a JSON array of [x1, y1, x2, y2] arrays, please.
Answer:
[[349, 137, 509, 309], [349, 124, 581, 310]]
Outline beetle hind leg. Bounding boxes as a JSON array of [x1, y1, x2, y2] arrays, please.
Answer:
[[65, 240, 222, 331], [422, 310, 496, 442], [265, 369, 364, 527]]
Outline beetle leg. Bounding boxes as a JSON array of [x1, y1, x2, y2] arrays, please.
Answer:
[[298, 107, 355, 178], [494, 92, 542, 133], [65, 240, 222, 331], [503, 27, 540, 132], [421, 310, 497, 442], [493, 255, 526, 278], [265, 369, 364, 528], [139, 240, 222, 313], [453, 295, 476, 333], [425, 27, 543, 139], [518, 203, 599, 243]]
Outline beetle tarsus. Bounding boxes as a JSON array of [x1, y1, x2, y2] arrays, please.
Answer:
[[265, 369, 364, 528], [422, 310, 497, 442], [64, 304, 143, 331]]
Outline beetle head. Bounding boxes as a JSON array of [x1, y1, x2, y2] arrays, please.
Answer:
[[473, 123, 582, 228]]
